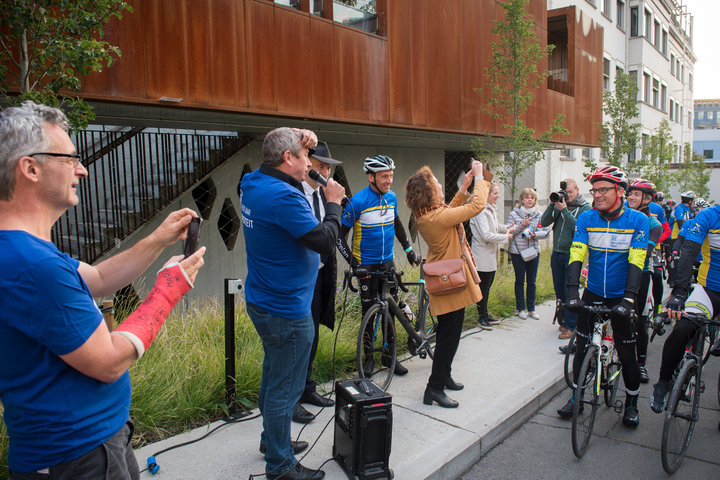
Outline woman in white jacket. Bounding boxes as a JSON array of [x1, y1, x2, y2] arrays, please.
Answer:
[[470, 183, 515, 329], [506, 188, 550, 320]]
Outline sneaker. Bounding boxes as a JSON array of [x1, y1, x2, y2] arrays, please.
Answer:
[[559, 343, 576, 355], [622, 396, 640, 427], [623, 405, 640, 427], [639, 366, 649, 383], [487, 316, 502, 325], [528, 311, 540, 320], [478, 318, 494, 330], [558, 328, 573, 340], [650, 380, 671, 413], [518, 310, 528, 319], [557, 397, 582, 418]]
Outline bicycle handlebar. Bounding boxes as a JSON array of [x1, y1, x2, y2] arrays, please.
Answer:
[[560, 303, 612, 315], [344, 266, 414, 293], [651, 311, 720, 342]]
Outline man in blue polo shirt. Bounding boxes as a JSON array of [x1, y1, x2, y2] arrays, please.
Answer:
[[0, 102, 205, 479], [241, 127, 344, 480]]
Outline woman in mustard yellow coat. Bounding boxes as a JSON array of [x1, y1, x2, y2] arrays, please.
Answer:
[[405, 160, 489, 408]]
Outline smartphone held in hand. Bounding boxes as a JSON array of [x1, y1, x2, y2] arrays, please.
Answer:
[[183, 217, 201, 258]]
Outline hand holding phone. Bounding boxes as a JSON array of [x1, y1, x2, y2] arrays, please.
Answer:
[[183, 217, 202, 258]]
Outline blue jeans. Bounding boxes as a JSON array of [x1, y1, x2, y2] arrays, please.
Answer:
[[247, 303, 314, 476], [510, 253, 539, 312], [550, 251, 577, 330]]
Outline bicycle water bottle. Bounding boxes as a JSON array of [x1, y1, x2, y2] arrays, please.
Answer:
[[399, 301, 414, 322]]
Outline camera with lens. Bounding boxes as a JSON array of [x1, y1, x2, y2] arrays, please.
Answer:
[[549, 180, 569, 204]]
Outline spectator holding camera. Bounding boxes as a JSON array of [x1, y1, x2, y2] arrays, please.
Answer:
[[507, 188, 549, 320], [540, 178, 590, 339]]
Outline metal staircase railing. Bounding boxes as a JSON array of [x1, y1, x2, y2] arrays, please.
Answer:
[[52, 128, 252, 264]]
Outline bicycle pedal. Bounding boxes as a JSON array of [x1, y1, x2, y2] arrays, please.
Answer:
[[418, 351, 427, 359]]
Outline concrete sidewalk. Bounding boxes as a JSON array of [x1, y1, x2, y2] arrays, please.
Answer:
[[135, 299, 568, 479]]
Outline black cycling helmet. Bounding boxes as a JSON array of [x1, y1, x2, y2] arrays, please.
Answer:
[[363, 155, 395, 174], [655, 191, 664, 201], [587, 165, 629, 190]]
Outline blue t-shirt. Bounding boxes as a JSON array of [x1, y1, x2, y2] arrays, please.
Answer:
[[682, 208, 720, 284], [241, 168, 320, 318], [672, 203, 693, 238], [648, 201, 667, 225], [341, 186, 398, 265], [570, 208, 649, 298], [0, 231, 131, 473]]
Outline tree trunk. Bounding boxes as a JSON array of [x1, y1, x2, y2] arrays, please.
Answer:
[[20, 29, 29, 93]]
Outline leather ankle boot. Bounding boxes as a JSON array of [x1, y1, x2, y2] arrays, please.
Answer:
[[423, 387, 459, 408]]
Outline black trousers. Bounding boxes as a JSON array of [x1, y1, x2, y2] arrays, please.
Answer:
[[475, 270, 496, 319], [304, 266, 330, 396], [635, 271, 652, 366], [428, 308, 465, 390]]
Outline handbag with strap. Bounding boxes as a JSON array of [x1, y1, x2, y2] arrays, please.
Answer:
[[424, 225, 480, 296]]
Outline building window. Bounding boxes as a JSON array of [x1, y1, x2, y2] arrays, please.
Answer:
[[603, 0, 612, 18], [645, 10, 652, 39], [689, 73, 693, 91], [630, 6, 639, 36], [586, 0, 597, 6], [704, 150, 714, 159], [603, 58, 611, 91], [629, 70, 638, 100], [676, 103, 680, 123], [681, 65, 685, 83], [670, 99, 675, 121], [662, 30, 668, 55], [582, 147, 592, 160], [562, 148, 574, 159], [312, 0, 323, 16], [670, 54, 675, 76], [334, 0, 378, 34], [274, 0, 300, 8], [547, 15, 571, 95], [617, 0, 625, 29], [654, 20, 660, 48], [652, 79, 659, 108], [676, 59, 680, 79], [688, 111, 692, 129], [661, 84, 667, 112], [643, 72, 651, 103]]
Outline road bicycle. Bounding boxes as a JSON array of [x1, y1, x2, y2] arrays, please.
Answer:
[[651, 311, 720, 474], [570, 303, 623, 458], [346, 264, 437, 390]]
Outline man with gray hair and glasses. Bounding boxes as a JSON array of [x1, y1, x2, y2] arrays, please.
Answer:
[[0, 101, 206, 479], [241, 127, 344, 480]]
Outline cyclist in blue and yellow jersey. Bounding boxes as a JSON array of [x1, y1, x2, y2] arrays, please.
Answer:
[[648, 195, 671, 318], [651, 204, 720, 415], [556, 165, 649, 427], [338, 155, 420, 375], [668, 191, 695, 286], [626, 179, 664, 385]]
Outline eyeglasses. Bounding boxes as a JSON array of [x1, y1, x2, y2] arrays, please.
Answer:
[[380, 196, 389, 216], [30, 152, 82, 169], [589, 186, 615, 196]]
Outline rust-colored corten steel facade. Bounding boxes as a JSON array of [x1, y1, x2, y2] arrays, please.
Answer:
[[78, 0, 603, 146]]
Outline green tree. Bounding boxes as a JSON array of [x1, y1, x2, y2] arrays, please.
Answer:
[[472, 0, 567, 199], [675, 145, 711, 199], [0, 0, 132, 131], [596, 70, 641, 174], [639, 118, 675, 193]]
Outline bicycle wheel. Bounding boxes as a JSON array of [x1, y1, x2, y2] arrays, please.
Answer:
[[564, 331, 577, 389], [416, 290, 437, 359], [717, 368, 720, 408], [661, 359, 700, 474], [572, 345, 600, 458], [357, 303, 396, 391], [603, 349, 622, 408]]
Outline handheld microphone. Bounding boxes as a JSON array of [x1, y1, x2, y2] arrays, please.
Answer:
[[308, 169, 327, 186]]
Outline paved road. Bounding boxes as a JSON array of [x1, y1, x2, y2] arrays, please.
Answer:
[[461, 333, 720, 479]]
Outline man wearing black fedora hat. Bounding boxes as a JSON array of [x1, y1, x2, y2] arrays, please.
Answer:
[[292, 142, 343, 424]]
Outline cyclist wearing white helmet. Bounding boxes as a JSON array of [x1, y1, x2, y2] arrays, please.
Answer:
[[337, 154, 419, 376]]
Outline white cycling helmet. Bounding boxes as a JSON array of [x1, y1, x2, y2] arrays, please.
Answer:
[[363, 155, 395, 174], [680, 190, 696, 201]]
